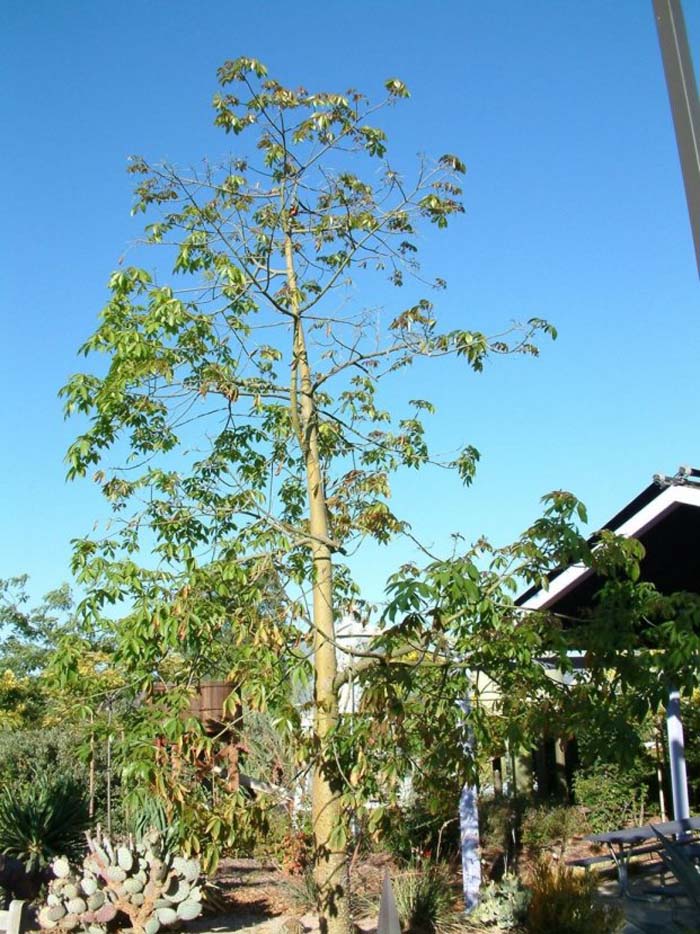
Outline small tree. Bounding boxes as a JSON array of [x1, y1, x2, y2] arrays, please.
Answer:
[[61, 58, 563, 932]]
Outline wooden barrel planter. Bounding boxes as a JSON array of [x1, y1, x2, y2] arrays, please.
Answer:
[[188, 681, 243, 792], [185, 680, 242, 738], [152, 680, 243, 792], [152, 679, 242, 736]]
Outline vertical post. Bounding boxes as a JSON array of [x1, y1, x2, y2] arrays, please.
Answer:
[[666, 686, 690, 820], [533, 743, 548, 798], [89, 712, 95, 820], [106, 732, 112, 836], [459, 784, 481, 911], [509, 745, 518, 796], [554, 738, 568, 800], [492, 758, 503, 796], [458, 688, 482, 912], [655, 723, 668, 822], [652, 0, 700, 275]]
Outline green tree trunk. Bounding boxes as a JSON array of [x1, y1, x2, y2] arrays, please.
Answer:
[[286, 232, 350, 934]]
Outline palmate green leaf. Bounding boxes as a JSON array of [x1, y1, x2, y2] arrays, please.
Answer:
[[384, 78, 410, 98], [439, 153, 466, 174]]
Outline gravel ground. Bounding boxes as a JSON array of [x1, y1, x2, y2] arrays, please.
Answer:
[[190, 912, 299, 934], [189, 858, 385, 934]]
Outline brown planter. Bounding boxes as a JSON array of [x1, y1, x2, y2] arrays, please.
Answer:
[[154, 680, 242, 737], [188, 680, 242, 737]]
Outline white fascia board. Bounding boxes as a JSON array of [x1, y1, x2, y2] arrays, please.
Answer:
[[520, 484, 700, 611]]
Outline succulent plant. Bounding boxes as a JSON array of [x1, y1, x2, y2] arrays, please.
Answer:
[[38, 829, 202, 934], [0, 777, 90, 875]]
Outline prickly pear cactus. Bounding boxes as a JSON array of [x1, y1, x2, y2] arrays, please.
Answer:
[[38, 829, 203, 934]]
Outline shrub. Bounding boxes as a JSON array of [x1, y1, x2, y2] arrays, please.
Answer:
[[526, 860, 623, 934], [0, 776, 90, 873], [521, 805, 588, 854], [0, 728, 86, 788], [377, 803, 460, 863], [0, 727, 124, 835], [573, 762, 647, 833], [479, 795, 526, 866], [279, 829, 312, 875], [246, 805, 312, 868]]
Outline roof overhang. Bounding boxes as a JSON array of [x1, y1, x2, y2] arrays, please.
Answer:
[[519, 482, 700, 612]]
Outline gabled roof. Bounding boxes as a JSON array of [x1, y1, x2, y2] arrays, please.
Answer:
[[517, 467, 700, 614]]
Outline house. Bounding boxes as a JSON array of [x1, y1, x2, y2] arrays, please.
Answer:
[[516, 465, 700, 818]]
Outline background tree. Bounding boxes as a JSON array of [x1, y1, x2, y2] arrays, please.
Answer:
[[0, 576, 120, 730], [0, 577, 128, 876], [60, 56, 569, 932], [0, 576, 76, 679]]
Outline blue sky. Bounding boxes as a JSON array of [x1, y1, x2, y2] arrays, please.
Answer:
[[2, 0, 699, 606]]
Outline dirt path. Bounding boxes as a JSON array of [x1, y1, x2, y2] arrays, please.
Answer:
[[191, 857, 389, 934]]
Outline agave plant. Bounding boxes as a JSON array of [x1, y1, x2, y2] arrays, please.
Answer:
[[652, 826, 700, 910], [0, 777, 90, 874], [127, 794, 180, 856]]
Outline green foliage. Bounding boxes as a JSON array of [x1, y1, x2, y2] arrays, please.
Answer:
[[0, 577, 86, 731], [0, 577, 76, 677], [0, 578, 126, 840], [57, 53, 561, 884], [0, 727, 87, 787], [478, 796, 527, 870], [119, 714, 272, 872], [471, 875, 530, 929], [521, 805, 588, 854], [376, 801, 459, 863], [525, 861, 623, 934], [126, 793, 181, 855], [237, 709, 298, 796], [565, 689, 657, 832], [574, 762, 648, 833], [573, 694, 655, 772], [0, 776, 90, 874], [0, 726, 125, 838]]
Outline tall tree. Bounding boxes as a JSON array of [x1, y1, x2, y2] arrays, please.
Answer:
[[61, 58, 556, 932]]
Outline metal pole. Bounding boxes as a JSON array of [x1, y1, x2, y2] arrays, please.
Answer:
[[652, 0, 700, 275], [655, 723, 668, 822], [666, 686, 690, 820]]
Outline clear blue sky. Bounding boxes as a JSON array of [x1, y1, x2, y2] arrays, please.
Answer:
[[2, 0, 699, 605]]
